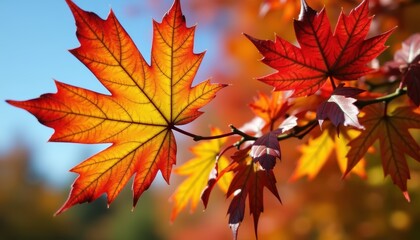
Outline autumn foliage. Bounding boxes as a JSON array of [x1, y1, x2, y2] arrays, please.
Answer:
[[8, 0, 226, 215], [6, 0, 420, 239]]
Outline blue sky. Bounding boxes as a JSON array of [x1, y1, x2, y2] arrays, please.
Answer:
[[0, 0, 220, 188]]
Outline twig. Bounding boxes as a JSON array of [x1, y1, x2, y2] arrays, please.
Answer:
[[356, 87, 407, 109]]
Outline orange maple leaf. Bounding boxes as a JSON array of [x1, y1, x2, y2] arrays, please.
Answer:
[[7, 0, 225, 214], [249, 91, 290, 127], [346, 104, 420, 201], [169, 127, 233, 221], [291, 124, 366, 181]]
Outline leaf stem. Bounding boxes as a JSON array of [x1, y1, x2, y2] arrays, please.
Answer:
[[294, 120, 319, 139], [330, 77, 337, 89], [171, 125, 237, 141], [384, 101, 389, 117]]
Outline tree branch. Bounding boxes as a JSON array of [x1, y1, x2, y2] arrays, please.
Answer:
[[277, 119, 318, 141], [173, 87, 408, 146], [355, 87, 407, 109], [173, 118, 319, 147]]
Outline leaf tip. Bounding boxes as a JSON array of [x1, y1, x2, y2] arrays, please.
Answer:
[[341, 168, 351, 180], [341, 162, 357, 180], [298, 0, 308, 20], [169, 0, 183, 19], [229, 223, 240, 240], [132, 196, 140, 210], [403, 191, 411, 202], [298, 0, 316, 21], [54, 204, 69, 217], [5, 99, 20, 109], [243, 33, 260, 46], [318, 119, 324, 130], [65, 0, 78, 12]]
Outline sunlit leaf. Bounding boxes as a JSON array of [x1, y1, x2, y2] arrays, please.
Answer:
[[317, 85, 365, 130], [7, 0, 225, 214], [291, 130, 334, 180], [249, 91, 290, 126], [335, 129, 366, 178], [291, 125, 366, 180], [246, 0, 394, 97]]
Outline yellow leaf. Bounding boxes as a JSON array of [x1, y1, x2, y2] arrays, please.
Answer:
[[170, 127, 232, 221], [291, 125, 367, 181], [335, 130, 366, 178], [291, 130, 334, 180]]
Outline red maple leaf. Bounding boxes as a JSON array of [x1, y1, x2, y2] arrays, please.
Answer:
[[245, 0, 394, 97], [202, 147, 281, 240]]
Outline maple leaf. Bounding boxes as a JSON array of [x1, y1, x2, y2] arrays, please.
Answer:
[[169, 127, 232, 221], [203, 147, 281, 240], [7, 0, 225, 214], [291, 125, 366, 181], [249, 115, 297, 171], [345, 104, 420, 201], [245, 0, 394, 97], [384, 33, 420, 106], [250, 129, 282, 170], [249, 91, 291, 126], [245, 91, 297, 171], [240, 91, 293, 141], [317, 85, 365, 130]]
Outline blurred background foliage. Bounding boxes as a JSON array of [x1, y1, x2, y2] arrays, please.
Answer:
[[1, 0, 420, 239]]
